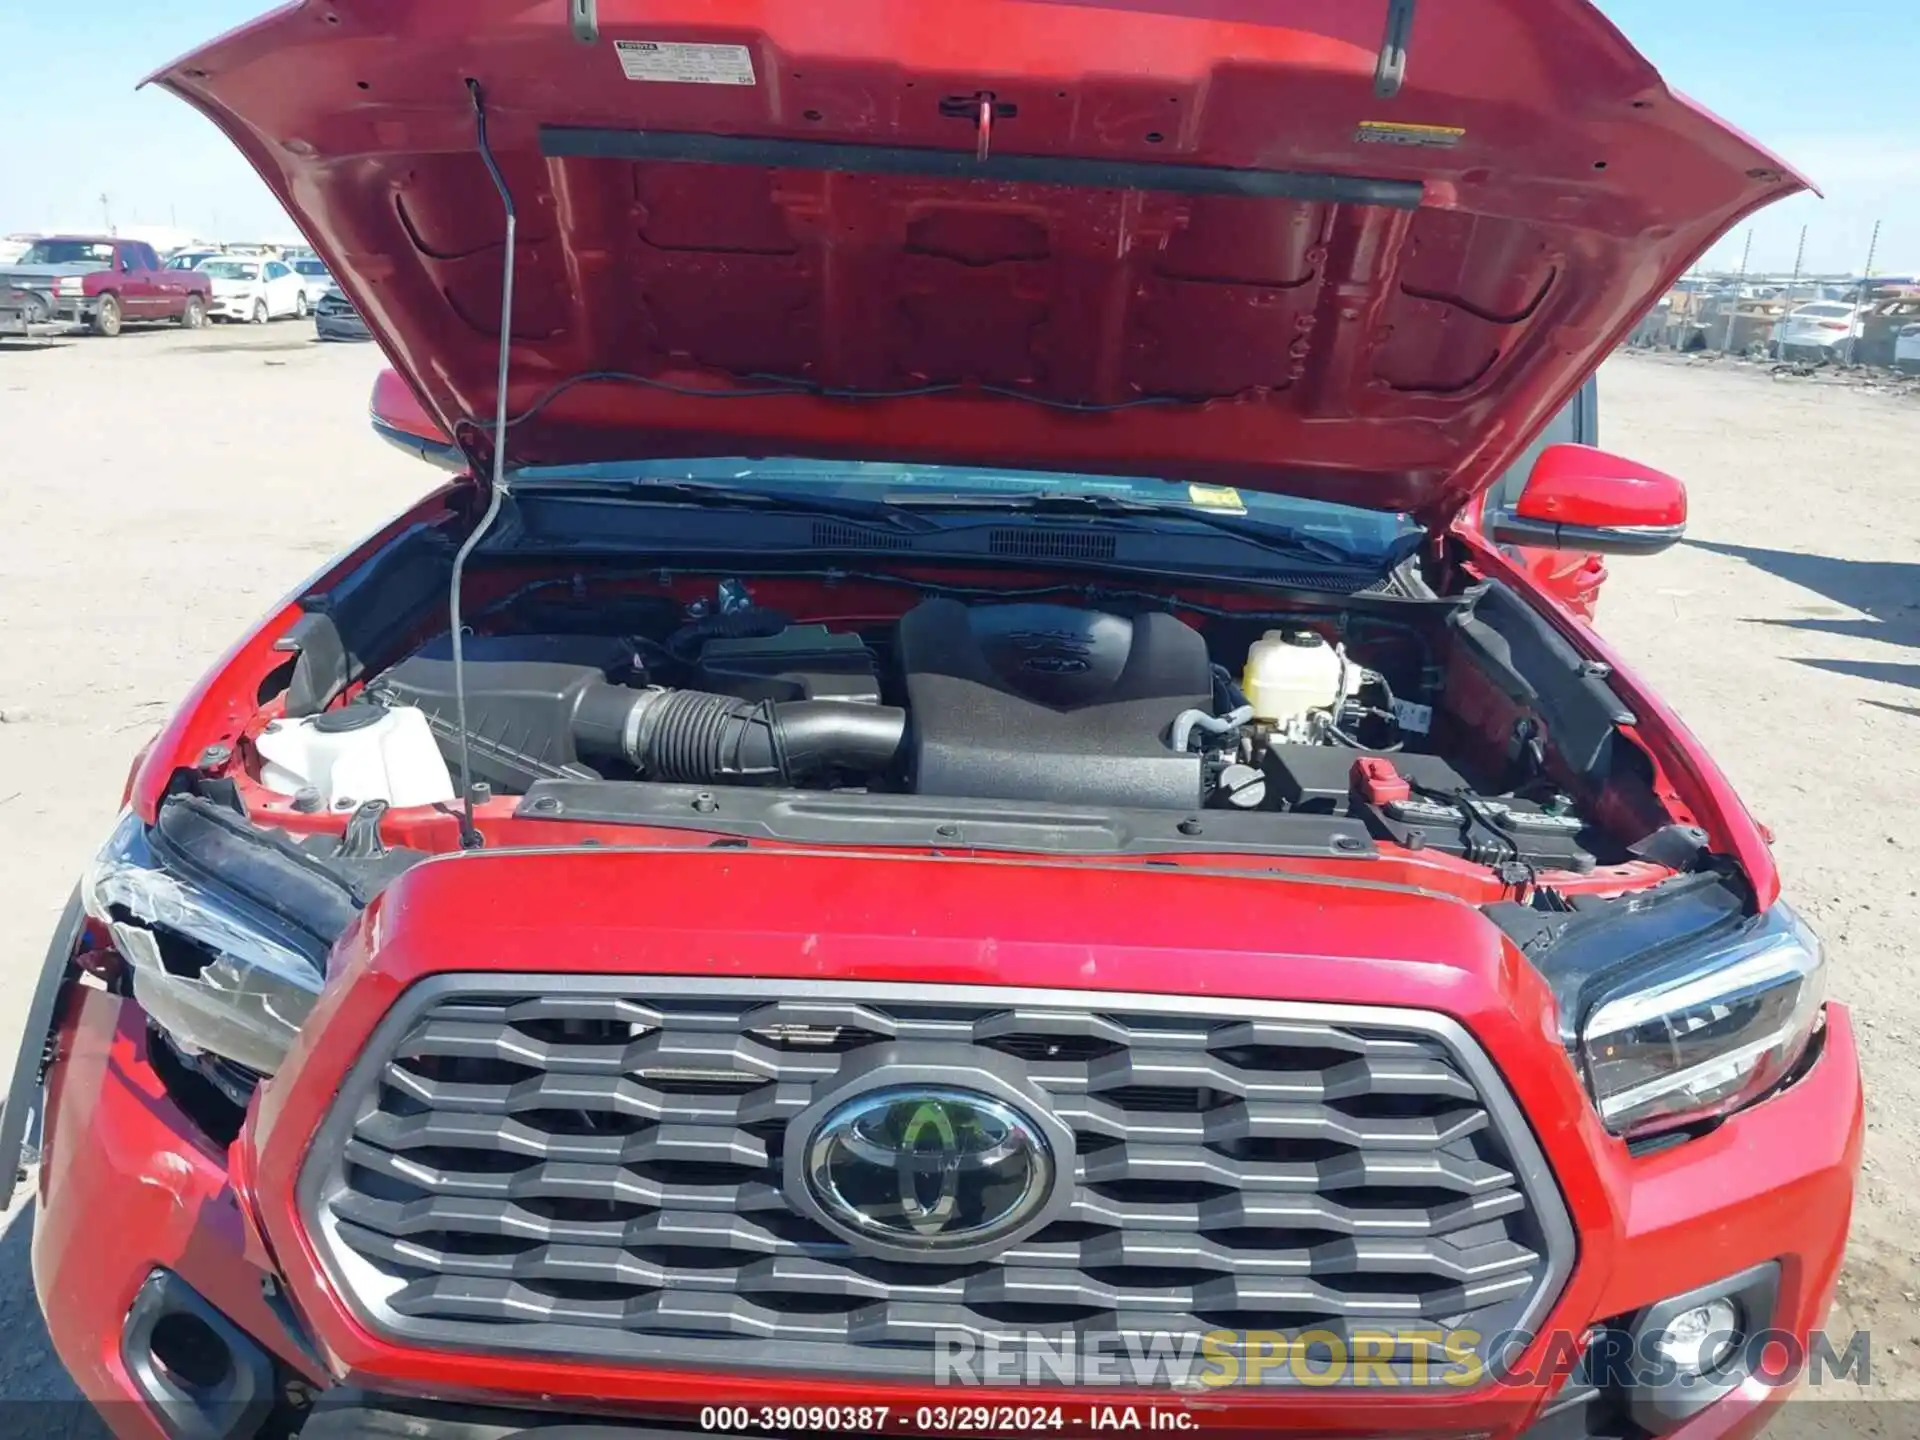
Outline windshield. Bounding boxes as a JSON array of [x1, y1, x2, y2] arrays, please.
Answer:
[[200, 260, 259, 281], [292, 260, 330, 278], [21, 240, 113, 265], [517, 457, 1421, 562]]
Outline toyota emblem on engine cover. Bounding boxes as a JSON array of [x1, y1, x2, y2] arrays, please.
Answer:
[[789, 1079, 1070, 1262]]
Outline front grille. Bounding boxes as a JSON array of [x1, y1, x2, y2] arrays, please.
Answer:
[[302, 979, 1570, 1383]]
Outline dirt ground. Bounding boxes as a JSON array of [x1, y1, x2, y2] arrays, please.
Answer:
[[0, 328, 1915, 1432]]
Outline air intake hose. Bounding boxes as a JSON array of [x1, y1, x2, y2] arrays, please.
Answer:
[[580, 686, 906, 784]]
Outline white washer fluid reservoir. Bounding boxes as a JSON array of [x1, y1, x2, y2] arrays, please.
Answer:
[[254, 702, 456, 811]]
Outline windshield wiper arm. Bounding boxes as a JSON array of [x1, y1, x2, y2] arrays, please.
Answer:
[[884, 491, 1385, 566], [512, 477, 942, 532], [513, 479, 1418, 569]]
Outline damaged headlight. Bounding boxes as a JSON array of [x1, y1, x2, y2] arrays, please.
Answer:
[[80, 804, 356, 1079], [1580, 903, 1826, 1139]]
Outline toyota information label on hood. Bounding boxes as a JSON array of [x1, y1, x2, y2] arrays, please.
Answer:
[[615, 40, 756, 86]]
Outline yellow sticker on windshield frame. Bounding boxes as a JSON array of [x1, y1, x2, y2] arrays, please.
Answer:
[[1355, 120, 1466, 149], [1187, 484, 1247, 514]]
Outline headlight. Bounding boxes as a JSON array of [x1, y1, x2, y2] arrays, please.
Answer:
[[1580, 903, 1825, 1138], [81, 807, 343, 1079], [54, 277, 84, 297]]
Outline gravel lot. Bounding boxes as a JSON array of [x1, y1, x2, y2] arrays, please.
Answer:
[[0, 328, 1913, 1432], [0, 323, 422, 1436]]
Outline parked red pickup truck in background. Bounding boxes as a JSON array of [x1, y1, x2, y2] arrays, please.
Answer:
[[0, 235, 211, 336]]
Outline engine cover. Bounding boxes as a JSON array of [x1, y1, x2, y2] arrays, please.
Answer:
[[897, 599, 1210, 809]]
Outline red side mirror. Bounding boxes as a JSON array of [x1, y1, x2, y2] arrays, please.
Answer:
[[1494, 444, 1687, 556], [369, 367, 463, 471]]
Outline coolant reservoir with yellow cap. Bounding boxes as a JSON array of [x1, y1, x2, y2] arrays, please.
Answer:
[[1241, 629, 1355, 736]]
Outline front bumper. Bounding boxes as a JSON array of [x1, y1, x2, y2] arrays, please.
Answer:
[[313, 310, 369, 340], [31, 968, 1861, 1440], [0, 286, 57, 325]]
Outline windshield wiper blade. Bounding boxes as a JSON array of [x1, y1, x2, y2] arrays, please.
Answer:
[[885, 490, 1384, 566], [513, 478, 1417, 569], [513, 477, 942, 532]]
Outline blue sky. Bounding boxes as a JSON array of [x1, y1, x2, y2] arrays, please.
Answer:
[[1, 0, 1913, 273]]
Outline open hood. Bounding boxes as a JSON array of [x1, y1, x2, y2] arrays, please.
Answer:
[[154, 0, 1806, 521]]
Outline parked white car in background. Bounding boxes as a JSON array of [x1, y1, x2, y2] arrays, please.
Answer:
[[1771, 301, 1868, 360], [196, 256, 312, 323], [1895, 323, 1920, 374], [289, 256, 336, 299]]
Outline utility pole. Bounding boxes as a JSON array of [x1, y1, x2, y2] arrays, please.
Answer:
[[1776, 225, 1808, 359], [1845, 219, 1882, 367], [1721, 228, 1755, 355], [100, 192, 112, 234]]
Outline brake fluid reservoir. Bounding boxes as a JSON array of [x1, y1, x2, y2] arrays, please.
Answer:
[[1241, 629, 1348, 728], [255, 702, 456, 811]]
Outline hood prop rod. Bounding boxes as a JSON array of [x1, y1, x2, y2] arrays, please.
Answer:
[[447, 77, 517, 850]]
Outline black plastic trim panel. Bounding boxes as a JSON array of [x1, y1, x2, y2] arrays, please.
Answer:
[[1449, 582, 1634, 781], [279, 523, 455, 717], [1490, 514, 1684, 558], [511, 780, 1377, 857], [119, 1269, 275, 1440], [1624, 1261, 1779, 1432]]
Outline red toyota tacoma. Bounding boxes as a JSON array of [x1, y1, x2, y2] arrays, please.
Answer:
[[10, 2, 1860, 1439], [0, 235, 212, 336]]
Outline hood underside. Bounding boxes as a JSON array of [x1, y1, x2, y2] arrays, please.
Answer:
[[156, 0, 1806, 519]]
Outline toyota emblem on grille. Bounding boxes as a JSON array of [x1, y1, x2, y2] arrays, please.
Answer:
[[792, 1082, 1067, 1262]]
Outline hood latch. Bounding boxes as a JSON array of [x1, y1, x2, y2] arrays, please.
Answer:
[[939, 92, 1017, 162]]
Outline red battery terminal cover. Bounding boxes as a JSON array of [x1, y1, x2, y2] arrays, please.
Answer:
[[1351, 756, 1412, 807]]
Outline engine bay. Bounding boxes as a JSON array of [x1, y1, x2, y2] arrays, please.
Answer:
[[245, 569, 1665, 883]]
